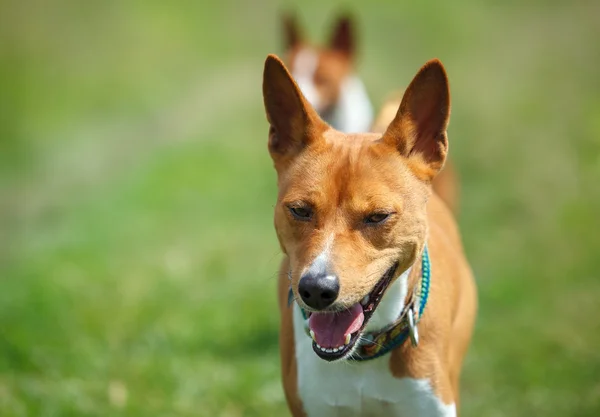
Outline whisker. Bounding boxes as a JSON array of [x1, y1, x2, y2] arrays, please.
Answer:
[[359, 335, 385, 350]]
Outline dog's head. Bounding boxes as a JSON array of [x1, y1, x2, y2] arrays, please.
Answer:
[[281, 13, 355, 118], [263, 55, 450, 361]]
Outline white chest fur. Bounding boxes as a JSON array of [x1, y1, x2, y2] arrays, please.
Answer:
[[292, 273, 456, 417]]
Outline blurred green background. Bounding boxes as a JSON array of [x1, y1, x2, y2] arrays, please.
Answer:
[[1, 0, 599, 416]]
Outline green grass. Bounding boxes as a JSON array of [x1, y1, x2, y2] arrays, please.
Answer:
[[1, 0, 600, 415]]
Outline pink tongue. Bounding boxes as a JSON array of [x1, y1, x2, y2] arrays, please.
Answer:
[[308, 303, 364, 348]]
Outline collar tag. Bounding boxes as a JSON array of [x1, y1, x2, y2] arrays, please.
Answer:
[[407, 307, 419, 347]]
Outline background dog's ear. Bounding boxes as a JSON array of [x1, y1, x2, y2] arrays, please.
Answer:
[[382, 59, 450, 181], [282, 12, 302, 49], [329, 14, 354, 57], [263, 54, 326, 162]]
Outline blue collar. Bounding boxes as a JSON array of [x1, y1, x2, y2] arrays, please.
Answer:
[[290, 245, 431, 361]]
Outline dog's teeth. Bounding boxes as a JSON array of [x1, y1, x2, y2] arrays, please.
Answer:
[[345, 334, 351, 345], [325, 348, 333, 353], [361, 295, 370, 306], [309, 330, 316, 341], [332, 347, 338, 353], [316, 343, 321, 349], [320, 346, 327, 352]]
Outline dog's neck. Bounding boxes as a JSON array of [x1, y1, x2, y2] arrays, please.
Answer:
[[364, 265, 412, 333], [326, 75, 373, 133]]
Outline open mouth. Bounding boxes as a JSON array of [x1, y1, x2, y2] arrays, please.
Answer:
[[305, 262, 399, 361]]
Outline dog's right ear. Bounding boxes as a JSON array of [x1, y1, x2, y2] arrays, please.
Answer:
[[330, 14, 354, 57], [263, 54, 326, 164], [382, 59, 450, 181], [282, 12, 302, 49]]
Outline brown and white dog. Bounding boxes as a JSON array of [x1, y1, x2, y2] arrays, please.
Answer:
[[262, 54, 477, 416], [281, 13, 373, 133]]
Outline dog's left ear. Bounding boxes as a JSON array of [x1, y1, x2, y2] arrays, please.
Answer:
[[329, 14, 354, 57], [382, 59, 450, 181], [263, 54, 326, 165]]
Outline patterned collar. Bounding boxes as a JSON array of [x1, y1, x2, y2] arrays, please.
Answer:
[[289, 245, 431, 361]]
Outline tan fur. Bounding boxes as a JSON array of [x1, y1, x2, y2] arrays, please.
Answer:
[[389, 194, 476, 406], [278, 257, 304, 416], [372, 92, 460, 215], [263, 54, 477, 416]]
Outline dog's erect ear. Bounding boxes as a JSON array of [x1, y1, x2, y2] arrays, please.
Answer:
[[382, 59, 450, 181], [263, 54, 326, 162], [329, 14, 354, 57], [282, 12, 302, 49]]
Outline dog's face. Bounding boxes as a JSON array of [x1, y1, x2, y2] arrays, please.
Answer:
[[281, 14, 354, 117], [263, 55, 450, 361]]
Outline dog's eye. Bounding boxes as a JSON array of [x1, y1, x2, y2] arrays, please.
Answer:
[[364, 212, 390, 225], [289, 206, 313, 221]]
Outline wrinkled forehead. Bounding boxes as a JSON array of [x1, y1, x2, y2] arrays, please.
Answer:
[[279, 133, 416, 206]]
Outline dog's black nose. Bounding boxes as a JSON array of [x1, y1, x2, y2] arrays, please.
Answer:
[[298, 272, 340, 310]]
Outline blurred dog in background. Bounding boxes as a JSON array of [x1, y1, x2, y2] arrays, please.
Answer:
[[281, 13, 373, 133]]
